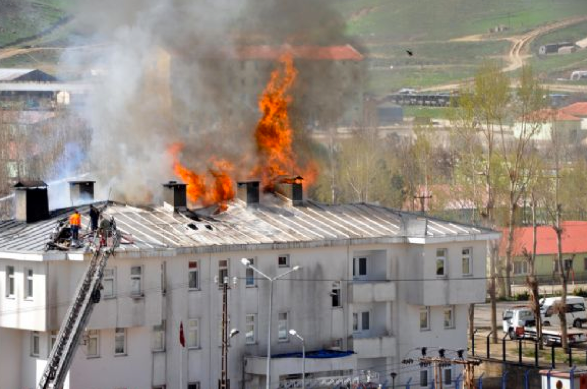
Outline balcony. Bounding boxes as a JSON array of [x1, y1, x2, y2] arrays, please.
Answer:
[[245, 351, 357, 377], [352, 335, 396, 359], [349, 281, 395, 303]]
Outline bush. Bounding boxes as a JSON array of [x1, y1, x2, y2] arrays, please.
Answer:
[[573, 287, 587, 298], [514, 291, 530, 301]]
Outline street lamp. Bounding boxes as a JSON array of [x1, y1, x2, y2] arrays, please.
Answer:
[[289, 329, 305, 389], [241, 258, 301, 389], [390, 372, 397, 389]]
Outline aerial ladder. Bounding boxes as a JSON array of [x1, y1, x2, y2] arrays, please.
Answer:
[[38, 219, 120, 389]]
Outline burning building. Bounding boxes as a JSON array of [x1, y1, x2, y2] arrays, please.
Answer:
[[0, 178, 497, 389]]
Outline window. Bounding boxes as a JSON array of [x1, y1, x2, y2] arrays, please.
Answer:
[[187, 319, 199, 348], [461, 248, 472, 276], [31, 331, 40, 357], [245, 314, 256, 344], [353, 257, 367, 280], [152, 322, 165, 351], [6, 266, 14, 297], [49, 331, 57, 356], [514, 260, 528, 275], [564, 258, 573, 271], [115, 328, 126, 355], [420, 370, 428, 386], [278, 254, 290, 267], [219, 259, 229, 284], [103, 268, 115, 298], [436, 249, 447, 276], [161, 261, 167, 295], [278, 312, 289, 341], [352, 311, 370, 332], [188, 261, 199, 290], [331, 281, 341, 307], [420, 306, 430, 331], [584, 257, 587, 271], [245, 258, 255, 286], [86, 330, 99, 357], [444, 306, 455, 329], [24, 268, 33, 299], [443, 368, 452, 385], [188, 383, 200, 389], [130, 266, 143, 296]]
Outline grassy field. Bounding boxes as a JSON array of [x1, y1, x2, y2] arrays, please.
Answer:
[[528, 48, 587, 78], [531, 20, 587, 51], [0, 0, 71, 47]]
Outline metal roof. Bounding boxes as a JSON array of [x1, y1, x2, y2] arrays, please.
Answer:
[[0, 69, 35, 81], [0, 199, 498, 256]]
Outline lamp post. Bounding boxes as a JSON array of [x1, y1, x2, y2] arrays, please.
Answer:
[[390, 372, 397, 389], [241, 258, 300, 389], [289, 329, 305, 389]]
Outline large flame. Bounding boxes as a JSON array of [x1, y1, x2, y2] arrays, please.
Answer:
[[169, 143, 235, 209]]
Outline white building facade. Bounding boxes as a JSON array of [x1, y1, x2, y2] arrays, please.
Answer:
[[0, 181, 497, 389]]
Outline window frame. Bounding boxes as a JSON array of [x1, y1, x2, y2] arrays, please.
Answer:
[[218, 259, 229, 286], [86, 330, 100, 358], [245, 314, 256, 344], [278, 254, 290, 268], [152, 322, 166, 352], [114, 328, 127, 356], [24, 268, 33, 299], [461, 248, 472, 276], [188, 383, 200, 389], [245, 258, 256, 287], [436, 249, 447, 277], [444, 306, 455, 329], [30, 331, 40, 357], [277, 311, 289, 342], [331, 281, 342, 308], [420, 369, 428, 387], [352, 310, 371, 333], [188, 260, 199, 290], [102, 268, 116, 298], [6, 265, 15, 298], [443, 367, 453, 386], [353, 257, 368, 280], [130, 266, 143, 297], [420, 306, 430, 331], [187, 318, 199, 349], [514, 260, 528, 275]]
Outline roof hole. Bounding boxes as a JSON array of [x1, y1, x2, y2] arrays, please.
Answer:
[[187, 223, 198, 230], [205, 224, 213, 231]]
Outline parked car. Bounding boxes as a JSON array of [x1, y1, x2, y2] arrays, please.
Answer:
[[540, 295, 587, 328], [503, 307, 586, 345]]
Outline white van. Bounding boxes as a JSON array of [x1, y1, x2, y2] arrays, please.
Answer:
[[540, 295, 587, 328]]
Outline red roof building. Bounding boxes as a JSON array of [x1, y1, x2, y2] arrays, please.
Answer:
[[500, 221, 587, 257], [560, 102, 587, 118]]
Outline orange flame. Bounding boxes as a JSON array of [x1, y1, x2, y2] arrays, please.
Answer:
[[169, 143, 235, 209]]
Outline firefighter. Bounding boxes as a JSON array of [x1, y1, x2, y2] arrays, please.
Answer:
[[69, 209, 81, 244], [89, 205, 100, 233]]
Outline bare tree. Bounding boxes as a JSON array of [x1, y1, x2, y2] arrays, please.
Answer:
[[523, 191, 542, 348]]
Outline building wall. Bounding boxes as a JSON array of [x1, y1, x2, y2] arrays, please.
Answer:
[[512, 252, 587, 284], [0, 327, 22, 389]]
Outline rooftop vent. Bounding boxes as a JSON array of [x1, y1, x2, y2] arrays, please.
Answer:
[[69, 180, 95, 205], [163, 181, 187, 211], [237, 180, 260, 206], [13, 180, 49, 223], [274, 176, 304, 206]]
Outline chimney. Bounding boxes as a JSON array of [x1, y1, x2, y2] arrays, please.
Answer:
[[13, 180, 49, 223], [275, 176, 304, 206], [69, 180, 95, 205], [163, 181, 187, 211], [237, 180, 260, 206]]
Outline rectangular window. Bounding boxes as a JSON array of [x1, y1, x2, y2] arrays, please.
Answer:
[[444, 306, 455, 329], [245, 258, 255, 286], [6, 266, 15, 297], [361, 311, 370, 330], [31, 331, 40, 357], [188, 261, 199, 290], [187, 319, 199, 348], [24, 268, 33, 299], [161, 261, 167, 295], [114, 328, 126, 355], [353, 257, 367, 279], [188, 383, 200, 389], [278, 254, 290, 268], [420, 370, 428, 386], [443, 368, 452, 385], [564, 258, 573, 271], [436, 249, 447, 276], [245, 314, 256, 344], [49, 331, 58, 356], [130, 266, 143, 296], [278, 312, 289, 341], [461, 248, 472, 276], [331, 282, 341, 307], [353, 311, 370, 332], [152, 322, 165, 351], [103, 268, 115, 298], [219, 259, 229, 284], [514, 260, 528, 275], [420, 306, 430, 331], [87, 330, 99, 357]]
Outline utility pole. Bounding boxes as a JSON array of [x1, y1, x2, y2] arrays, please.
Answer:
[[416, 349, 482, 389], [413, 193, 432, 213]]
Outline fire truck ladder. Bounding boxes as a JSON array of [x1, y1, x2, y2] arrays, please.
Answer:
[[38, 223, 120, 389]]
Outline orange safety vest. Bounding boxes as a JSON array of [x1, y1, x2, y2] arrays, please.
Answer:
[[70, 213, 81, 226]]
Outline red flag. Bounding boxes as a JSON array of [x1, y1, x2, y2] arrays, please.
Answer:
[[179, 321, 185, 347]]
